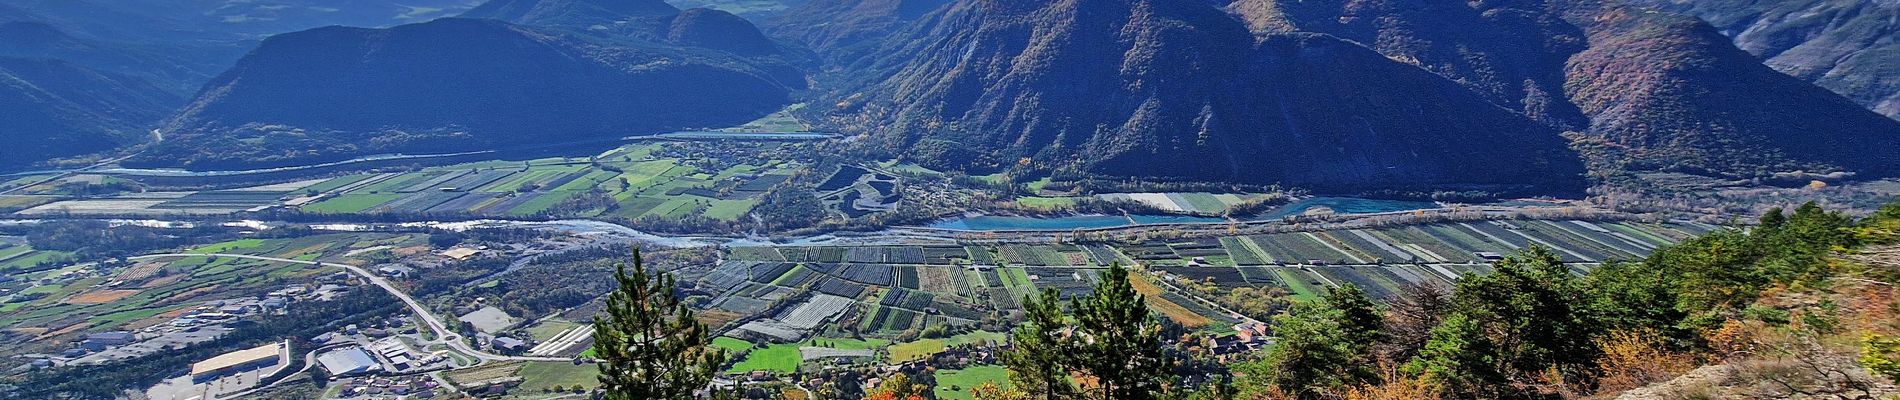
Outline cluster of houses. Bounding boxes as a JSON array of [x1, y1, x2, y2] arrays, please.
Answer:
[[1204, 322, 1273, 360]]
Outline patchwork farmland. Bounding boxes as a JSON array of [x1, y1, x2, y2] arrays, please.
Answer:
[[6, 142, 805, 223], [291, 143, 804, 220], [686, 218, 1706, 373]]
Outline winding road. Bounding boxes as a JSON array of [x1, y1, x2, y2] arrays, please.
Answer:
[[127, 253, 569, 364]]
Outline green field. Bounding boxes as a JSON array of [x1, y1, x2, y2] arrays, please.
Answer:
[[355, 172, 436, 193], [187, 239, 266, 254], [526, 320, 580, 341], [887, 339, 945, 363], [278, 142, 794, 221], [806, 337, 890, 350], [727, 342, 801, 373], [713, 337, 755, 355], [703, 199, 760, 221], [1274, 268, 1327, 302], [303, 193, 403, 213], [0, 196, 55, 212], [888, 331, 1006, 362], [934, 366, 1010, 400], [297, 174, 376, 194], [506, 191, 578, 216], [1, 250, 70, 272], [0, 245, 30, 261], [517, 361, 600, 392], [1015, 196, 1078, 210]]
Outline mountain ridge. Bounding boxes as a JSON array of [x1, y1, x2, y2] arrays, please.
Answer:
[[801, 0, 1900, 193], [830, 0, 1590, 194], [1628, 0, 1900, 120], [143, 17, 795, 170]]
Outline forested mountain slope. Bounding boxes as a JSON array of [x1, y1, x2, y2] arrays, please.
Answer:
[[803, 0, 1900, 194], [0, 57, 180, 166], [145, 18, 794, 169], [1631, 0, 1900, 120]]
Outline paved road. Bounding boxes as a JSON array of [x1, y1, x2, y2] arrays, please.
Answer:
[[129, 253, 568, 363]]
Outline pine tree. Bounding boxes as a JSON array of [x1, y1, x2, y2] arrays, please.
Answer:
[[1436, 245, 1602, 393], [1327, 284, 1385, 371], [1003, 288, 1075, 399], [1244, 302, 1350, 398], [1586, 260, 1693, 346], [1070, 264, 1173, 399], [594, 249, 729, 400], [1241, 284, 1383, 399], [1408, 313, 1504, 398]]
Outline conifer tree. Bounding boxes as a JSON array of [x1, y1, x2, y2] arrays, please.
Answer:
[[594, 249, 729, 400], [1003, 288, 1075, 399], [1326, 284, 1385, 372], [1070, 264, 1173, 399], [1246, 302, 1350, 398], [1408, 313, 1505, 398], [1244, 284, 1382, 398]]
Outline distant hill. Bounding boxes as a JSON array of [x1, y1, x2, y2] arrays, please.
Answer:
[[0, 57, 180, 167], [0, 21, 222, 95], [1629, 0, 1900, 120], [460, 0, 681, 29], [144, 18, 795, 170], [461, 0, 783, 56], [0, 0, 481, 42], [0, 0, 497, 166]]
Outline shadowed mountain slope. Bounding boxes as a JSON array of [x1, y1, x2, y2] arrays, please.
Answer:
[[146, 18, 794, 169]]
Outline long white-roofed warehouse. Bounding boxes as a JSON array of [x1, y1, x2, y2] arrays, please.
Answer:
[[189, 340, 289, 383]]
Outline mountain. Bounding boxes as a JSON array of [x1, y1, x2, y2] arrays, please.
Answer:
[[0, 0, 481, 42], [144, 18, 795, 170], [663, 8, 782, 56], [0, 57, 180, 167], [764, 0, 948, 58], [0, 21, 222, 95], [1227, 0, 1592, 129], [1561, 5, 1900, 180], [0, 0, 499, 94], [460, 0, 681, 29], [812, 0, 1900, 193], [1628, 0, 1900, 120], [1230, 0, 1900, 180], [461, 0, 783, 56], [834, 0, 1588, 194]]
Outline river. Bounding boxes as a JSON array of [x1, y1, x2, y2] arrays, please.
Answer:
[[0, 197, 1477, 247], [925, 197, 1445, 232]]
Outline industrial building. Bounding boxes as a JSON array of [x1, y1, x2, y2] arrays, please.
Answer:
[[189, 340, 288, 383], [316, 347, 381, 376]]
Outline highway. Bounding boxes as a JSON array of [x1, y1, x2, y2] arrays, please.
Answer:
[[128, 253, 570, 364]]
